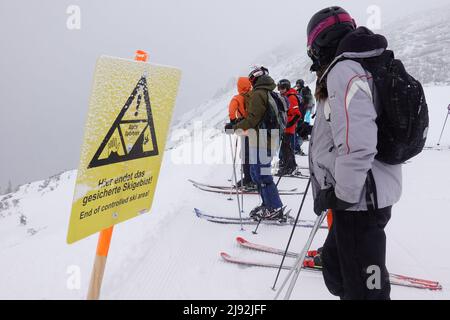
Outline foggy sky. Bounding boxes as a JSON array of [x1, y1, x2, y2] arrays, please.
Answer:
[[0, 0, 448, 191]]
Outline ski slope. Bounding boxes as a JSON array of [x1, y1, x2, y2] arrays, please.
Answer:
[[0, 84, 449, 300]]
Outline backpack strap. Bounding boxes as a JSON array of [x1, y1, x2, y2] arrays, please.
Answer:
[[287, 93, 301, 108], [365, 169, 379, 212]]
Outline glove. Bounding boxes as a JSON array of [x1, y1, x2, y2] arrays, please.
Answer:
[[314, 187, 355, 216], [224, 123, 234, 135]]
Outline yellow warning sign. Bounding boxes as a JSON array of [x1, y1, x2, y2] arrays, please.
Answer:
[[67, 56, 181, 244]]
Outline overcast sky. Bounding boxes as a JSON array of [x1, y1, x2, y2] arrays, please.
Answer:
[[0, 0, 448, 191]]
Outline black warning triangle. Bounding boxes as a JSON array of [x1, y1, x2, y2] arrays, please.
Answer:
[[88, 76, 159, 169]]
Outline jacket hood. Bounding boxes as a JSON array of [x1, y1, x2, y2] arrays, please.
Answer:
[[237, 77, 252, 95], [285, 88, 298, 96], [320, 27, 388, 82], [335, 26, 388, 57], [253, 75, 276, 91]]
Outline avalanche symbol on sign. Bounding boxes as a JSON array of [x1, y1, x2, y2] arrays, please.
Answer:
[[88, 76, 159, 168]]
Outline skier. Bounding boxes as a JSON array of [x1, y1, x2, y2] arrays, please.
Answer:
[[225, 66, 285, 221], [295, 79, 314, 155], [295, 79, 314, 111], [277, 79, 301, 176], [228, 77, 254, 189], [307, 6, 403, 300]]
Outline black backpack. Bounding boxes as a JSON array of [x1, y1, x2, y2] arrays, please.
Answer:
[[287, 93, 304, 115], [341, 50, 429, 165], [263, 91, 288, 133], [300, 86, 314, 107]]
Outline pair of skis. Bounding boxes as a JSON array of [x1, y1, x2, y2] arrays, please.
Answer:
[[274, 170, 310, 180], [221, 237, 442, 291], [194, 208, 328, 229], [423, 146, 450, 151], [189, 179, 304, 196]]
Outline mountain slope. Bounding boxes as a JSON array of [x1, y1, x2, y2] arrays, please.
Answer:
[[169, 5, 450, 149]]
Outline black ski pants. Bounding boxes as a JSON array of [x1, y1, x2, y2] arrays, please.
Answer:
[[279, 133, 297, 170], [321, 207, 392, 300]]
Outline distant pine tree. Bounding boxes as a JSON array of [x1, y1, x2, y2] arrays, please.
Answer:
[[5, 180, 13, 194], [20, 214, 27, 226]]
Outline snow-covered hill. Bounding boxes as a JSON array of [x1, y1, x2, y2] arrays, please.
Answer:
[[383, 7, 450, 86], [170, 5, 450, 149]]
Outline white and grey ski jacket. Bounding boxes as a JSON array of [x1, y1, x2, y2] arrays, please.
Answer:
[[309, 28, 402, 211]]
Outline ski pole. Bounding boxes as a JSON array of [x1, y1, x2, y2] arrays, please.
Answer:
[[240, 136, 245, 213], [283, 212, 327, 300], [229, 135, 244, 231], [252, 217, 263, 235], [271, 179, 311, 290], [228, 156, 235, 183], [228, 136, 238, 201], [275, 135, 285, 187], [275, 174, 284, 188], [274, 211, 327, 300], [275, 176, 282, 186], [437, 112, 449, 146]]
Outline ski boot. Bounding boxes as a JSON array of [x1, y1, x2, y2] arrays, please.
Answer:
[[303, 255, 322, 270], [305, 247, 323, 268], [276, 166, 296, 177], [249, 205, 266, 221], [259, 207, 286, 222], [243, 181, 258, 192], [307, 247, 323, 258]]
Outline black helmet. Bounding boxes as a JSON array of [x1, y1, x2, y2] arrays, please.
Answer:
[[296, 79, 305, 89], [249, 66, 269, 84], [307, 6, 356, 71], [277, 79, 291, 91]]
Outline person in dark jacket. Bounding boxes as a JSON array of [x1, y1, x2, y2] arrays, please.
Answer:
[[277, 79, 301, 175], [225, 66, 285, 221], [307, 7, 402, 300], [295, 79, 314, 145]]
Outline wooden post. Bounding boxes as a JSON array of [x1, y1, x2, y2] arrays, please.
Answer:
[[86, 50, 149, 300], [87, 226, 113, 300]]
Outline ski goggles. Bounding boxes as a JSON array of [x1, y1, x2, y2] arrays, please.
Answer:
[[307, 45, 319, 60]]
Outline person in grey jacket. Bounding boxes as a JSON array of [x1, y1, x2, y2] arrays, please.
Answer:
[[307, 7, 402, 300]]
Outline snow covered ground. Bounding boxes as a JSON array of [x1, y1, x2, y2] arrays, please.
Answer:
[[1, 84, 449, 300]]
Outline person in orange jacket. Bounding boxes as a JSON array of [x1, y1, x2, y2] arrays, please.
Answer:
[[229, 77, 251, 124], [228, 77, 254, 188], [277, 79, 302, 176]]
